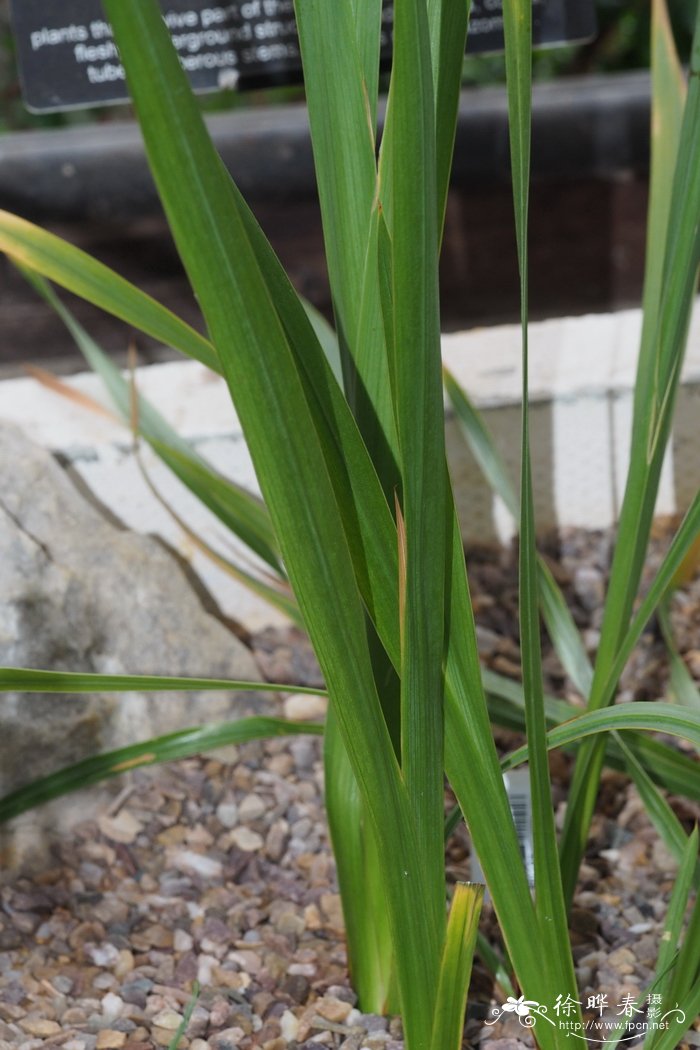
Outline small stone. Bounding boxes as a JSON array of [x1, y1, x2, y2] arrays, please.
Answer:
[[208, 997, 233, 1028], [320, 893, 344, 930], [132, 923, 173, 950], [19, 1019, 61, 1037], [304, 904, 322, 930], [315, 996, 352, 1023], [157, 825, 188, 847], [215, 802, 238, 829], [152, 1026, 178, 1046], [190, 1042, 211, 1050], [280, 1011, 299, 1041], [197, 954, 219, 985], [282, 974, 310, 1004], [52, 975, 74, 994], [87, 942, 120, 967], [213, 1029, 245, 1050], [238, 794, 266, 822], [607, 946, 636, 974], [151, 1009, 183, 1031], [276, 910, 305, 938], [171, 851, 223, 879], [265, 821, 289, 862], [229, 950, 261, 975], [230, 827, 264, 852], [102, 993, 124, 1020], [573, 566, 605, 612], [98, 811, 144, 845], [96, 1031, 127, 1050], [289, 740, 316, 774], [288, 963, 315, 977], [62, 1008, 89, 1025], [283, 694, 328, 721], [114, 949, 135, 979], [174, 929, 194, 952]]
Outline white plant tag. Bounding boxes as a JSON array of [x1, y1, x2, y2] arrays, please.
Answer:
[[471, 768, 534, 896]]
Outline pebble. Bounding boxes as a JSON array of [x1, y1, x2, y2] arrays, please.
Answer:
[[230, 827, 264, 852], [97, 811, 144, 845], [315, 996, 353, 1023], [265, 821, 289, 862], [171, 851, 223, 879], [173, 928, 194, 952], [238, 794, 266, 822], [283, 694, 328, 722], [19, 1019, 61, 1036], [151, 1008, 183, 1030], [95, 1032, 127, 1050], [215, 802, 238, 829], [102, 992, 124, 1020]]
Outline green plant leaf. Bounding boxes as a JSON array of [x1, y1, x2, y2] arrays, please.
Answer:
[[0, 211, 218, 372], [325, 706, 396, 1014], [388, 0, 447, 950], [483, 668, 700, 800], [502, 702, 700, 770], [502, 0, 577, 1005], [427, 0, 470, 239], [651, 825, 698, 1016], [0, 666, 324, 696], [561, 0, 700, 905], [430, 883, 483, 1050], [22, 263, 287, 579], [102, 4, 442, 1044], [168, 982, 200, 1050], [0, 717, 322, 823]]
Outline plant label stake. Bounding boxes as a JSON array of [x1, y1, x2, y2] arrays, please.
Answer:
[[9, 0, 596, 113]]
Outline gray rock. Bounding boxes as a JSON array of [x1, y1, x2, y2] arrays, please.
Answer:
[[0, 424, 267, 860]]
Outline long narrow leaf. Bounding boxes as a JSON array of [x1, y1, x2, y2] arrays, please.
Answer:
[[0, 212, 218, 372], [502, 702, 700, 770], [102, 6, 440, 1046], [430, 883, 483, 1050], [0, 667, 324, 696], [562, 0, 700, 904], [651, 825, 698, 1013], [389, 0, 447, 964], [0, 716, 322, 823], [502, 0, 577, 1003], [21, 267, 285, 576]]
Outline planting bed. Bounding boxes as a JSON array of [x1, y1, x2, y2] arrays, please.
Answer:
[[0, 527, 699, 1050]]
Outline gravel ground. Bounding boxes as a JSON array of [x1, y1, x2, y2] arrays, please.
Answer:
[[1, 527, 700, 1050]]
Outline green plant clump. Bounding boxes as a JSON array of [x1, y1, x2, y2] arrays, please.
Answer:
[[1, 1, 700, 1048]]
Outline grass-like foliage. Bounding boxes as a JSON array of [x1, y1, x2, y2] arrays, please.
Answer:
[[1, 1, 700, 1046]]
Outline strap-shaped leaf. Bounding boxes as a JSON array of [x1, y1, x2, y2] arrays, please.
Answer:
[[102, 3, 440, 1042], [561, 0, 700, 905], [389, 0, 447, 952], [502, 0, 578, 1006], [430, 883, 483, 1050], [0, 716, 322, 823], [0, 211, 218, 372]]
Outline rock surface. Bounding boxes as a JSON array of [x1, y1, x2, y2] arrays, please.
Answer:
[[0, 423, 265, 859]]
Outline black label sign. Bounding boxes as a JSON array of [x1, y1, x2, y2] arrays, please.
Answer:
[[10, 0, 596, 113]]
